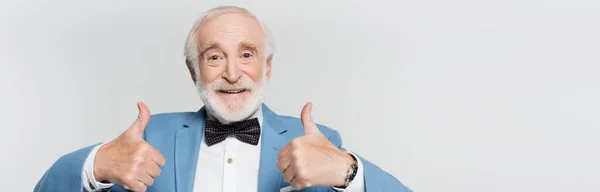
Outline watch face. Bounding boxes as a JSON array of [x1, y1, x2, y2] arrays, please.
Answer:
[[348, 162, 358, 183]]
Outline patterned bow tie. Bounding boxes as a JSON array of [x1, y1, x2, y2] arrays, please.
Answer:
[[204, 117, 261, 146]]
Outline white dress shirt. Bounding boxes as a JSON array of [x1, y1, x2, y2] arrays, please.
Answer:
[[82, 107, 364, 192]]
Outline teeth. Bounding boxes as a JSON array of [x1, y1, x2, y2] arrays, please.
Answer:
[[222, 89, 244, 93]]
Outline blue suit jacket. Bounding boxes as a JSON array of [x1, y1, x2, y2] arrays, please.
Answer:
[[35, 104, 411, 192]]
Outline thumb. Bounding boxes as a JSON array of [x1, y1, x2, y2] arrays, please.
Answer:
[[301, 102, 321, 136], [127, 101, 151, 137]]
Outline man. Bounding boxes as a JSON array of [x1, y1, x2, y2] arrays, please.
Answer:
[[34, 5, 412, 192]]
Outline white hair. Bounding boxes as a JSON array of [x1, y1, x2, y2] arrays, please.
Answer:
[[183, 6, 275, 74]]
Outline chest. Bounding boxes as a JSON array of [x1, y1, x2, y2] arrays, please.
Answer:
[[139, 137, 332, 192], [193, 136, 262, 192]]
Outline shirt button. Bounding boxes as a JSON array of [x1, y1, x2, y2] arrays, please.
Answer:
[[227, 157, 233, 164]]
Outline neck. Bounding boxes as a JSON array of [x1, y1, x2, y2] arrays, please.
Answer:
[[205, 104, 263, 125]]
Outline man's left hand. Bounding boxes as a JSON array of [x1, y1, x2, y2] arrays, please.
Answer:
[[277, 102, 356, 190]]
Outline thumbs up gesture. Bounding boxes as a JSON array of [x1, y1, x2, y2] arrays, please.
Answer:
[[276, 102, 356, 190], [94, 102, 166, 192]]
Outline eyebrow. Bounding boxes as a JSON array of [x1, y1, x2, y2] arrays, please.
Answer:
[[239, 40, 258, 54], [198, 40, 220, 55], [198, 40, 260, 56]]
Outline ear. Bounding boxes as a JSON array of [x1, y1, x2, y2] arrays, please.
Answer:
[[266, 55, 273, 80], [185, 59, 197, 84]]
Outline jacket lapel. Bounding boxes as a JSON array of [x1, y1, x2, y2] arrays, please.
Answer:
[[175, 107, 206, 192], [258, 104, 289, 192], [173, 105, 288, 192]]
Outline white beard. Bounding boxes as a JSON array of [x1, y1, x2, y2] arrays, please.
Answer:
[[196, 70, 268, 124]]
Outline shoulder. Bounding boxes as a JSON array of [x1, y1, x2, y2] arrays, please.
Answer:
[[149, 112, 196, 124], [144, 111, 196, 134], [277, 115, 343, 147]]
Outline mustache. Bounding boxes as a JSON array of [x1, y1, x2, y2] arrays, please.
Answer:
[[206, 76, 257, 91]]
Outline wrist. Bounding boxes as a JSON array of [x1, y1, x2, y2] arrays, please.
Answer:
[[334, 152, 357, 187], [93, 143, 110, 182]]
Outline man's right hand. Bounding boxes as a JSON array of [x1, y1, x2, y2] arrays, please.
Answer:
[[93, 102, 166, 192]]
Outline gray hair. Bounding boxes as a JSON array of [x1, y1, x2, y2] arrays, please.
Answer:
[[183, 6, 275, 73]]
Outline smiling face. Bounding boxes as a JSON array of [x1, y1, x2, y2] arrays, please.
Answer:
[[191, 11, 272, 123]]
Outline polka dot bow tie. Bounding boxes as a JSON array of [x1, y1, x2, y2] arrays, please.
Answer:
[[204, 117, 261, 146]]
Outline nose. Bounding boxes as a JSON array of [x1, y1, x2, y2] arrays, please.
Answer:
[[222, 58, 242, 83]]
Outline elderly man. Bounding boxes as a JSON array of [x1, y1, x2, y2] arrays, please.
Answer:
[[34, 6, 411, 192]]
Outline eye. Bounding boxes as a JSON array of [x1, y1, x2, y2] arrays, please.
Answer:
[[208, 55, 220, 60], [242, 53, 253, 58]]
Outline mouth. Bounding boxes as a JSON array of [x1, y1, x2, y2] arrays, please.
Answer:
[[217, 89, 248, 94]]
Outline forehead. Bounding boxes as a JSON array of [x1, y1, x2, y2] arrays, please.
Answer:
[[195, 12, 265, 49]]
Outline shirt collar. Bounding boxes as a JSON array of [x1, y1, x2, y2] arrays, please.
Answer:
[[205, 104, 264, 128]]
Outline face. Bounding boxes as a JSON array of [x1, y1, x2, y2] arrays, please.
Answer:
[[191, 12, 272, 123]]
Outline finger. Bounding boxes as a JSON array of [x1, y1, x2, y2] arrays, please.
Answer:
[[300, 102, 320, 136], [124, 180, 147, 192], [291, 176, 305, 190], [277, 144, 291, 159], [127, 102, 151, 137], [144, 161, 161, 178], [150, 148, 166, 167], [282, 162, 298, 183], [277, 154, 292, 172], [137, 170, 155, 187]]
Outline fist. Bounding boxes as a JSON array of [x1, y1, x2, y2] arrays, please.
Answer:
[[276, 102, 356, 190], [94, 102, 166, 192]]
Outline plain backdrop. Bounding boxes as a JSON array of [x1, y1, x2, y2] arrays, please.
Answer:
[[1, 0, 599, 191]]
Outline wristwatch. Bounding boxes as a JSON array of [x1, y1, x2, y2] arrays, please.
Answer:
[[337, 155, 359, 188]]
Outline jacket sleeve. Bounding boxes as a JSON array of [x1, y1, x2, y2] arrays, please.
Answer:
[[327, 130, 413, 192], [34, 144, 100, 192]]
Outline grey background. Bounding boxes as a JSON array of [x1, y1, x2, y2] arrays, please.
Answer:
[[1, 0, 599, 191]]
